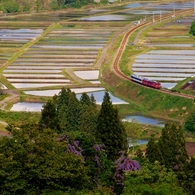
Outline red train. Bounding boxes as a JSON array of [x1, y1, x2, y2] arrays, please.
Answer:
[[130, 74, 161, 89]]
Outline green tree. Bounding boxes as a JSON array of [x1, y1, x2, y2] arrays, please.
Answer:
[[79, 93, 98, 133], [184, 109, 195, 132], [190, 20, 195, 36], [0, 123, 90, 194], [179, 157, 195, 194], [56, 88, 81, 132], [90, 93, 96, 107], [95, 91, 128, 161], [100, 0, 108, 4], [57, 0, 66, 6], [50, 0, 60, 10], [158, 123, 188, 170], [36, 0, 42, 11], [39, 99, 59, 131], [145, 137, 163, 163], [3, 0, 19, 13], [123, 160, 188, 195]]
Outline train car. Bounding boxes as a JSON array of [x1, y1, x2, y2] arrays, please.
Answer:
[[130, 74, 161, 89], [142, 78, 161, 89], [130, 74, 143, 84]]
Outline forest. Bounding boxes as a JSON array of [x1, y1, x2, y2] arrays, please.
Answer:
[[0, 0, 106, 13], [0, 88, 195, 195]]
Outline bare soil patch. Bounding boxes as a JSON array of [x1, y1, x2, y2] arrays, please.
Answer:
[[181, 81, 195, 90], [186, 142, 195, 157]]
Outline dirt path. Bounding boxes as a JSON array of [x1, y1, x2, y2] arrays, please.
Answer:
[[95, 22, 134, 68], [66, 68, 87, 84], [0, 89, 19, 110]]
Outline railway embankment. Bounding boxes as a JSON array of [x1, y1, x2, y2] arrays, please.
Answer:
[[100, 9, 195, 121]]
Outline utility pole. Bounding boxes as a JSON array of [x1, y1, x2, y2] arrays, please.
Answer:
[[160, 10, 161, 22]]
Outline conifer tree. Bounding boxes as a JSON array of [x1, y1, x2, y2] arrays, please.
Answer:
[[158, 123, 188, 170], [39, 99, 59, 132], [79, 93, 98, 133], [145, 137, 163, 163], [56, 88, 81, 132], [95, 91, 128, 161]]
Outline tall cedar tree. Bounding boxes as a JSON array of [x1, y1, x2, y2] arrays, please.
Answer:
[[145, 137, 163, 163], [79, 93, 98, 133], [56, 88, 81, 132], [95, 91, 128, 161], [158, 123, 188, 170], [39, 99, 60, 132]]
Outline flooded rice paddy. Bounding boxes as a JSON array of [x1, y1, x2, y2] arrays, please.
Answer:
[[0, 26, 44, 66], [132, 50, 195, 85], [74, 70, 99, 80], [24, 87, 106, 97], [3, 25, 119, 89], [11, 89, 128, 111], [12, 83, 69, 89]]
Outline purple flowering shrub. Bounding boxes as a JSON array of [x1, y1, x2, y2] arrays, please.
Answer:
[[65, 138, 107, 185], [67, 140, 83, 156], [114, 152, 141, 185]]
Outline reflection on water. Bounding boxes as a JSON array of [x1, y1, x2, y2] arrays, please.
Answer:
[[76, 91, 128, 105], [11, 102, 43, 112], [74, 70, 99, 80], [80, 15, 126, 21], [13, 90, 128, 111], [122, 115, 165, 127], [161, 82, 177, 89], [128, 138, 148, 147], [148, 50, 195, 55]]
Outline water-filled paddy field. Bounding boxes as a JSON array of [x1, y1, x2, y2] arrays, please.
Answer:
[[132, 50, 195, 86], [3, 24, 121, 89], [0, 26, 44, 67], [11, 89, 128, 112]]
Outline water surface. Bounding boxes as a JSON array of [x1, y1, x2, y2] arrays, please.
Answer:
[[74, 70, 99, 80], [122, 115, 165, 127]]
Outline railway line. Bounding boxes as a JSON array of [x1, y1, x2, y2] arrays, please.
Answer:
[[112, 8, 195, 100]]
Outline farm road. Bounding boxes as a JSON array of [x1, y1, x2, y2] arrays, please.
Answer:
[[95, 22, 135, 68], [0, 89, 19, 110]]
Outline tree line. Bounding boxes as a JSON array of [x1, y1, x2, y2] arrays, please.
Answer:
[[0, 0, 109, 13], [0, 87, 195, 194]]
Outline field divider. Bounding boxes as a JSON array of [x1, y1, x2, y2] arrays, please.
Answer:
[[0, 22, 58, 72]]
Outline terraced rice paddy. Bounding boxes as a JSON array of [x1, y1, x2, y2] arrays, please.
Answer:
[[132, 50, 195, 88], [0, 27, 43, 68], [24, 87, 106, 97], [1, 0, 195, 107], [3, 25, 120, 89], [143, 15, 194, 46]]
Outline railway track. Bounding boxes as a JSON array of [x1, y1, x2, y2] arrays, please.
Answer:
[[112, 8, 195, 100]]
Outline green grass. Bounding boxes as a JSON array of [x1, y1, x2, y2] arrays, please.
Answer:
[[0, 122, 7, 131], [0, 110, 41, 126]]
